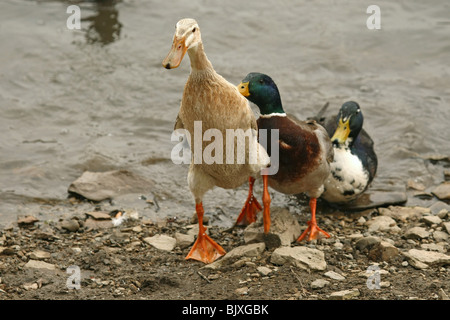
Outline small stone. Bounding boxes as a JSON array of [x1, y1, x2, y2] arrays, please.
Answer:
[[85, 212, 111, 220], [23, 283, 39, 291], [204, 243, 265, 270], [368, 241, 399, 262], [72, 247, 82, 254], [324, 271, 346, 281], [84, 218, 113, 230], [29, 250, 51, 260], [379, 206, 428, 222], [422, 215, 442, 226], [243, 207, 301, 247], [443, 222, 450, 234], [175, 232, 194, 249], [366, 216, 397, 233], [403, 249, 450, 269], [271, 246, 326, 271], [429, 201, 450, 215], [355, 236, 381, 251], [24, 260, 56, 271], [347, 233, 364, 241], [17, 215, 39, 226], [438, 288, 450, 300], [421, 243, 446, 253], [432, 182, 450, 200], [132, 225, 142, 233], [311, 279, 330, 289], [380, 281, 391, 288], [257, 266, 273, 276], [143, 234, 176, 252], [357, 217, 366, 225], [329, 288, 360, 300], [61, 219, 80, 232], [402, 261, 409, 267], [433, 231, 449, 242], [235, 287, 248, 295], [405, 227, 430, 240]]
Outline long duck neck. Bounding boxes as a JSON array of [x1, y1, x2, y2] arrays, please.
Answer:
[[187, 42, 214, 74]]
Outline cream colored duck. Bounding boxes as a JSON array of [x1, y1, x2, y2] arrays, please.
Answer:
[[162, 19, 271, 264]]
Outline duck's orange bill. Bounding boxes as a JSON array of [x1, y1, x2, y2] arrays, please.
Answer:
[[162, 37, 187, 69]]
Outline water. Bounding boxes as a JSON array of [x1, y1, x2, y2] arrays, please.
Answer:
[[1, 0, 449, 227]]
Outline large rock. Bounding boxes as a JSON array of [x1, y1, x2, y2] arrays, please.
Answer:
[[270, 246, 326, 271], [403, 249, 450, 269], [68, 170, 153, 201], [336, 185, 407, 211], [432, 182, 450, 200], [243, 207, 301, 248], [379, 206, 428, 222]]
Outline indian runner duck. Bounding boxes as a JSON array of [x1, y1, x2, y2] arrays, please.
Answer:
[[319, 101, 378, 204], [162, 19, 271, 263], [237, 72, 333, 241]]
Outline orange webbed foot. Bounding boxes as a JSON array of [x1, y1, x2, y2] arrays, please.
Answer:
[[236, 177, 262, 226], [297, 197, 330, 242], [185, 229, 226, 264], [186, 202, 226, 264], [297, 220, 331, 242]]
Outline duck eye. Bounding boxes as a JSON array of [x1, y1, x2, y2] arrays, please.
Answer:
[[192, 27, 196, 32], [259, 79, 264, 84]]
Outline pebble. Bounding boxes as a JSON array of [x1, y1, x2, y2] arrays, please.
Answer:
[[403, 249, 450, 269], [368, 241, 399, 262], [431, 182, 450, 200], [433, 231, 449, 242], [68, 170, 153, 202], [270, 246, 327, 271], [365, 216, 398, 233], [422, 215, 442, 226], [143, 234, 176, 252], [311, 279, 330, 289], [257, 266, 273, 276], [443, 222, 450, 234], [243, 207, 301, 247], [329, 288, 360, 300], [324, 271, 346, 281], [61, 219, 80, 232], [355, 236, 381, 251], [175, 232, 194, 249], [235, 287, 249, 295], [429, 201, 450, 215], [204, 243, 266, 270], [24, 260, 56, 271], [405, 227, 430, 240], [29, 250, 51, 260], [379, 206, 427, 222]]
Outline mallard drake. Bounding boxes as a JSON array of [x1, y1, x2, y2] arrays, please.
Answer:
[[237, 72, 333, 241], [162, 19, 270, 264], [319, 101, 378, 204]]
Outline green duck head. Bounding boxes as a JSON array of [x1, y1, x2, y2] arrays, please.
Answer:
[[237, 72, 285, 115]]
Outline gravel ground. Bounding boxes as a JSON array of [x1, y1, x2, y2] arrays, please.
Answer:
[[1, 194, 449, 301]]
